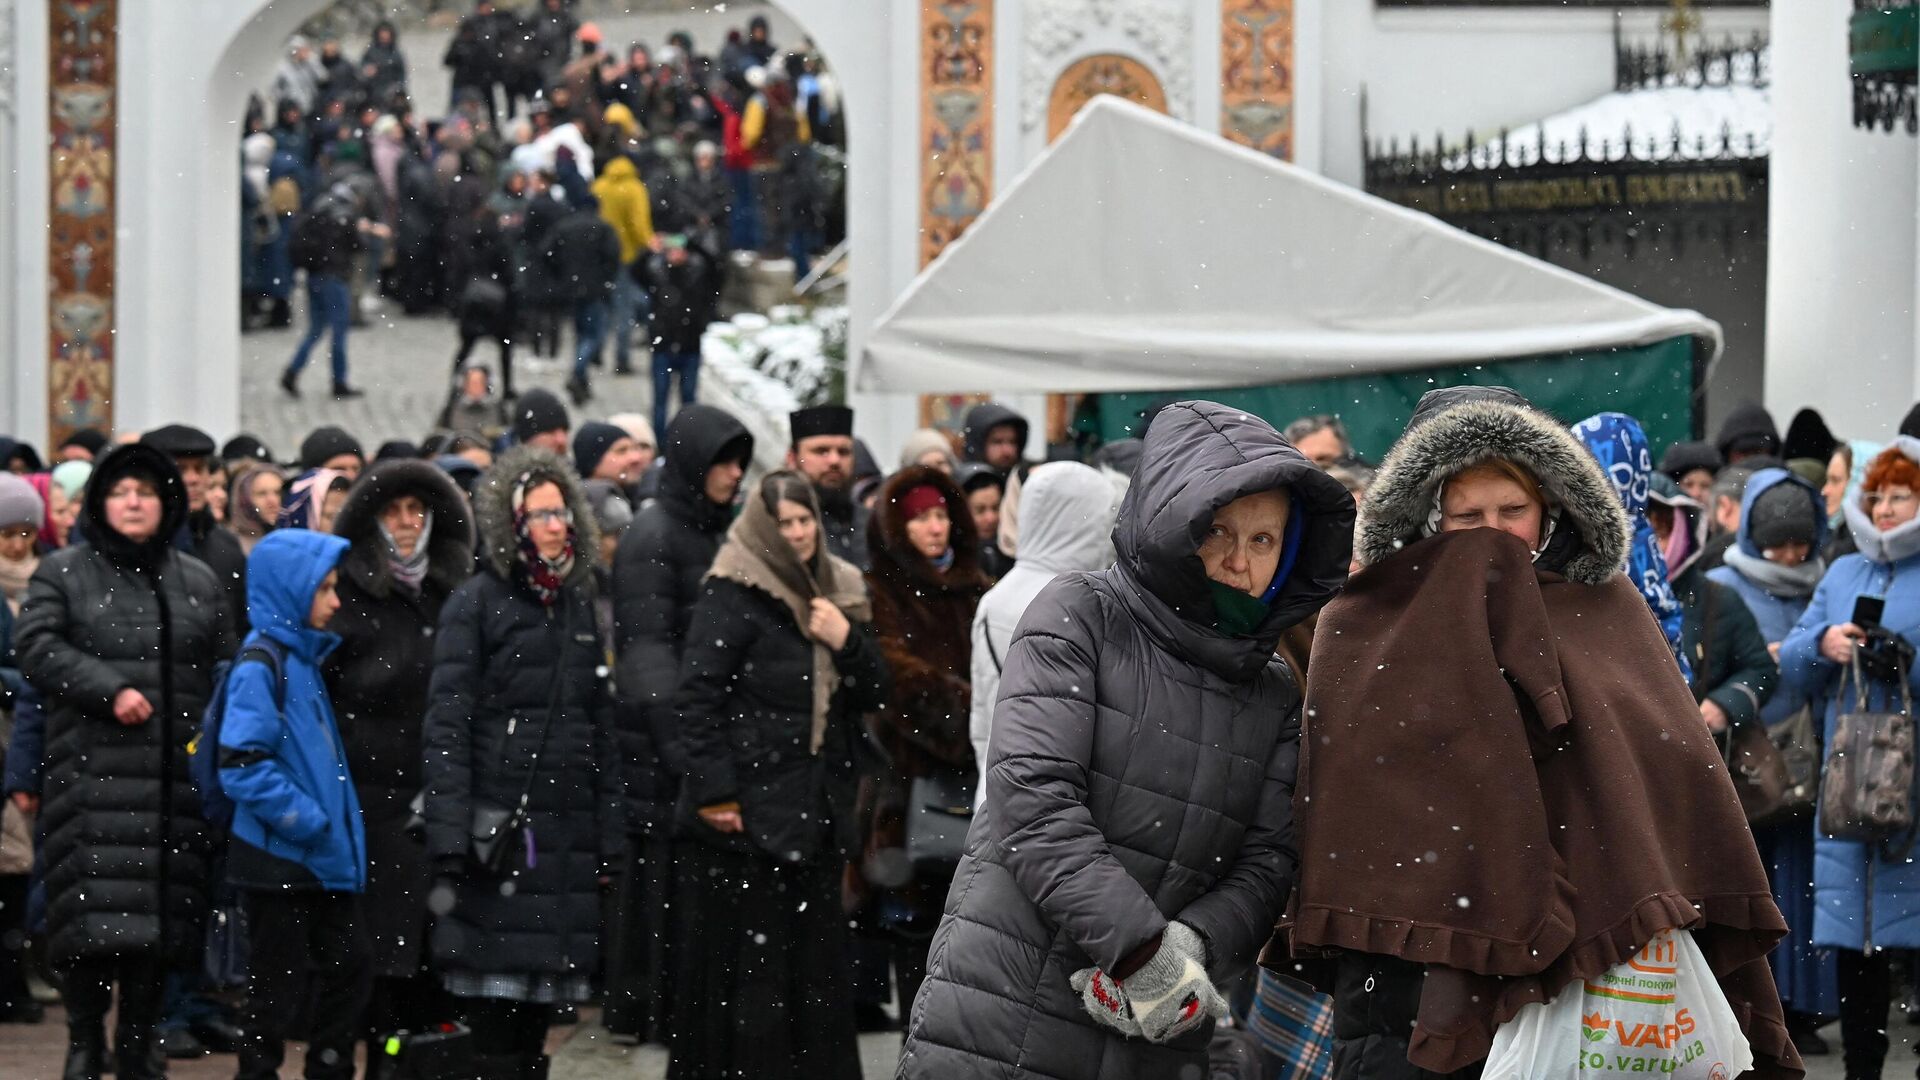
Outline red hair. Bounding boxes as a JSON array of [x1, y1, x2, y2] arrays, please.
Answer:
[[1864, 447, 1920, 497]]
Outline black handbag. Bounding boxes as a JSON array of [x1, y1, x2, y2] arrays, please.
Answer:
[[369, 1022, 476, 1080], [906, 767, 976, 872], [1752, 704, 1820, 827]]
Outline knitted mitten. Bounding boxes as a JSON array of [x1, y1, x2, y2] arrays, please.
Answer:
[[1120, 922, 1227, 1044], [1069, 967, 1143, 1039]]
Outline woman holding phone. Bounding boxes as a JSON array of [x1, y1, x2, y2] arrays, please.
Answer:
[[1782, 438, 1920, 1079]]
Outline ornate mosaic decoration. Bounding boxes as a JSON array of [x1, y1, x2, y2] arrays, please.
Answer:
[[1221, 0, 1293, 159], [920, 0, 994, 267], [1047, 53, 1167, 140], [48, 0, 115, 441]]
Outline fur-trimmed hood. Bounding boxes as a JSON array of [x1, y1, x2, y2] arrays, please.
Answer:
[[332, 458, 477, 599], [472, 445, 601, 587], [867, 464, 987, 593], [1357, 396, 1632, 586]]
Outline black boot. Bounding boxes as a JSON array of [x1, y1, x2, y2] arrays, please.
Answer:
[[61, 1036, 106, 1080], [470, 1054, 524, 1080], [522, 1053, 551, 1080], [113, 1035, 163, 1080]]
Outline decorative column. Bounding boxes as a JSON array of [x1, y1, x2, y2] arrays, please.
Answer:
[[918, 0, 995, 432], [47, 0, 115, 443], [920, 0, 994, 268], [1221, 0, 1293, 159]]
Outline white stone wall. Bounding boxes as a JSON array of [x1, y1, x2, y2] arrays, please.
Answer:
[[1766, 0, 1919, 438]]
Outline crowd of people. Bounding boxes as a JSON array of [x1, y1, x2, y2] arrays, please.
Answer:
[[243, 1, 842, 420], [0, 386, 1915, 1080]]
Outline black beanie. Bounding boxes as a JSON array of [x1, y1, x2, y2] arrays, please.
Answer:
[[375, 439, 421, 462], [1748, 480, 1819, 550], [60, 427, 108, 458], [1782, 409, 1839, 463], [300, 425, 364, 470], [512, 389, 571, 444], [1714, 402, 1781, 460], [1901, 402, 1920, 441], [573, 421, 626, 479], [1660, 440, 1723, 480], [221, 434, 275, 465], [140, 423, 218, 460]]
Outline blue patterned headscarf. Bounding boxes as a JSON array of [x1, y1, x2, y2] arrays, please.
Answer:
[[1572, 412, 1693, 681]]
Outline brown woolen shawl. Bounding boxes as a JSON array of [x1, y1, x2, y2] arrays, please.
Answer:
[[1295, 533, 1798, 1073], [704, 471, 872, 754]]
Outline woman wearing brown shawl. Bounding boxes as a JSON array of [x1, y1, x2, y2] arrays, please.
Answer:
[[1293, 387, 1800, 1080], [668, 471, 889, 1078]]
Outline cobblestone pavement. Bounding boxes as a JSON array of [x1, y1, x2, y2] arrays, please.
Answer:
[[2, 1004, 904, 1078], [239, 301, 659, 459], [0, 1001, 1866, 1079]]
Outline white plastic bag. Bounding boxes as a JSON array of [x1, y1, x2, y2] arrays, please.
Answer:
[[1482, 928, 1753, 1079]]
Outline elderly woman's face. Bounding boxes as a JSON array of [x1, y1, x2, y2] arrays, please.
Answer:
[[1199, 489, 1292, 598], [1441, 470, 1544, 550]]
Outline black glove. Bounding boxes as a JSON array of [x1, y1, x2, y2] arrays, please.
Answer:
[[1859, 627, 1916, 685]]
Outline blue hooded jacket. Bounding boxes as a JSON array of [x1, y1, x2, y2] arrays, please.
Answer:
[[218, 528, 364, 892], [1707, 469, 1829, 727]]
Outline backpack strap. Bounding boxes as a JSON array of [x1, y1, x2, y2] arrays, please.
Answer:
[[237, 640, 289, 707]]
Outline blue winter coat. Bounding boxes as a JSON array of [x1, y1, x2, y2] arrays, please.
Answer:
[[1781, 526, 1920, 951], [218, 529, 365, 893], [1708, 469, 1829, 727]]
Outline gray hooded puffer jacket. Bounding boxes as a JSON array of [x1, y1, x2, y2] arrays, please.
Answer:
[[898, 401, 1355, 1080]]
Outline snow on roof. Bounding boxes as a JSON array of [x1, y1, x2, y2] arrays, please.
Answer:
[[1462, 46, 1770, 168]]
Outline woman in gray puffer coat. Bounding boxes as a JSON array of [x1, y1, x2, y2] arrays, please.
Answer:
[[898, 401, 1355, 1080]]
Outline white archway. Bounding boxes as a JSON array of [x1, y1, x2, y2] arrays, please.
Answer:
[[101, 0, 912, 450]]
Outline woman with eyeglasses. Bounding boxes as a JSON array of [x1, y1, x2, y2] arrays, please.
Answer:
[[421, 447, 624, 1079], [1782, 439, 1920, 1079]]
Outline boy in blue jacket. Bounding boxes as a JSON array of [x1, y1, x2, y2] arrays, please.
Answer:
[[218, 529, 368, 1080]]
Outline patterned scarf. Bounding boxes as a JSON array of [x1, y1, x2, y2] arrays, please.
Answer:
[[510, 471, 575, 607], [1572, 412, 1693, 681]]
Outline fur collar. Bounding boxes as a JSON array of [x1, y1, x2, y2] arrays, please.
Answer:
[[1357, 400, 1631, 586], [472, 445, 601, 587], [333, 458, 476, 599]]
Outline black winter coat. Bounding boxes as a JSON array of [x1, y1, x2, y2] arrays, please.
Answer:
[[15, 445, 234, 968], [674, 577, 887, 862], [326, 461, 474, 977], [423, 571, 623, 980], [639, 247, 719, 355], [180, 509, 249, 636], [1331, 955, 1483, 1080], [544, 209, 621, 306], [612, 405, 752, 835]]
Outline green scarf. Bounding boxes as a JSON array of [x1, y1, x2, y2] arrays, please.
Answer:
[[1209, 579, 1271, 637]]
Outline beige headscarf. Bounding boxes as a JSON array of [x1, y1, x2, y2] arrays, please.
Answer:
[[705, 471, 872, 753]]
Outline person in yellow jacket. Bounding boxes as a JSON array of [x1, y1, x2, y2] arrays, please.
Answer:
[[591, 155, 654, 375]]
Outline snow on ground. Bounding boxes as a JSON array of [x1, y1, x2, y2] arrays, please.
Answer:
[[1459, 48, 1770, 168]]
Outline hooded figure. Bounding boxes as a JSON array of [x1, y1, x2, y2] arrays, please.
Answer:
[[14, 444, 234, 1077], [421, 445, 623, 1072], [899, 402, 1355, 1080], [1781, 439, 1920, 1076], [324, 461, 475, 991], [605, 405, 752, 1040], [960, 402, 1030, 475], [1716, 401, 1783, 464], [1572, 412, 1693, 680], [1294, 390, 1797, 1080], [967, 462, 1119, 794], [612, 403, 754, 834]]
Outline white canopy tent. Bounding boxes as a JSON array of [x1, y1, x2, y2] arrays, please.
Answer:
[[858, 97, 1721, 394]]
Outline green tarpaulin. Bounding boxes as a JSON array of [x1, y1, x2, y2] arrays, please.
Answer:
[[1086, 336, 1697, 462]]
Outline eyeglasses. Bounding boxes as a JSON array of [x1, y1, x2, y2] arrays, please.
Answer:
[[1865, 490, 1919, 511], [524, 508, 573, 526]]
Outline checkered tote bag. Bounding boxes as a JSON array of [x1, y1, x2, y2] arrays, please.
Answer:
[[1247, 969, 1335, 1080]]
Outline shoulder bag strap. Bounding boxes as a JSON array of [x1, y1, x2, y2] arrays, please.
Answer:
[[509, 600, 571, 817], [984, 621, 1004, 675]]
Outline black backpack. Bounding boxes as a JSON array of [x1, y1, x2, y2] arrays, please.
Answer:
[[288, 208, 329, 272]]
